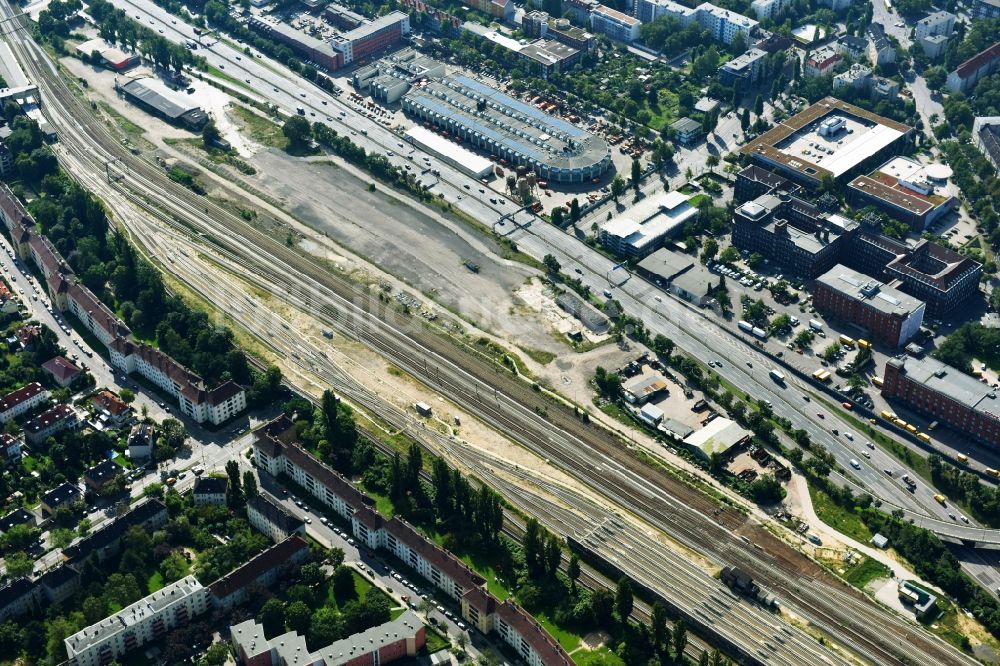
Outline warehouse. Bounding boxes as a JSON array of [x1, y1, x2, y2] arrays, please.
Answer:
[[742, 97, 913, 188], [683, 418, 752, 461], [405, 126, 493, 178], [117, 78, 207, 130], [401, 75, 610, 183]]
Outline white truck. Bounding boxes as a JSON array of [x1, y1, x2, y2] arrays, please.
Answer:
[[769, 369, 785, 384]]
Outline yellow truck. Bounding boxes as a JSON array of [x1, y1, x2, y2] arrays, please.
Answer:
[[858, 339, 870, 349], [839, 334, 855, 347], [916, 432, 931, 443], [934, 494, 947, 505]]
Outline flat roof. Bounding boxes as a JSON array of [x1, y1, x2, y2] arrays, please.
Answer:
[[601, 195, 698, 251], [722, 48, 766, 72], [743, 97, 912, 181], [891, 355, 1000, 420], [637, 247, 695, 280], [0, 42, 29, 89], [849, 156, 954, 215], [405, 126, 493, 176], [521, 39, 580, 66], [816, 265, 924, 316]]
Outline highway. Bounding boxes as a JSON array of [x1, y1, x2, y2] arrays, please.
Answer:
[[0, 6, 981, 664]]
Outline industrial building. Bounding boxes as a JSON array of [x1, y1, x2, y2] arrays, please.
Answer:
[[671, 117, 703, 146], [683, 417, 752, 461], [331, 11, 410, 66], [742, 97, 913, 188], [405, 126, 493, 178], [883, 355, 1000, 447], [75, 38, 140, 71], [813, 265, 925, 347], [248, 17, 344, 70], [117, 78, 207, 131], [847, 156, 958, 231], [598, 191, 698, 258], [401, 75, 610, 183], [636, 248, 716, 307], [462, 23, 582, 79], [732, 192, 857, 278]]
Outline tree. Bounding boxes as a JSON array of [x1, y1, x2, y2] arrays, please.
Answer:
[[242, 471, 258, 499], [543, 253, 561, 275], [740, 108, 751, 131], [570, 198, 580, 223], [5, 552, 32, 578], [754, 94, 764, 117], [286, 601, 312, 634], [199, 642, 230, 666], [260, 598, 286, 637], [50, 527, 74, 549], [748, 475, 786, 503], [225, 460, 242, 501], [567, 554, 580, 592], [706, 154, 720, 172], [332, 565, 356, 602], [282, 116, 312, 150], [821, 342, 842, 362], [701, 238, 719, 263], [672, 617, 688, 662], [719, 246, 739, 264], [631, 158, 641, 193], [794, 329, 815, 348], [551, 206, 564, 227], [615, 577, 633, 624], [119, 388, 135, 404], [610, 175, 625, 203], [201, 120, 221, 149], [747, 252, 765, 269], [651, 602, 668, 651], [923, 66, 947, 89]]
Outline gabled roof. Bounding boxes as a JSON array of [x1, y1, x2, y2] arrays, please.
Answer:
[[208, 535, 309, 600], [955, 41, 1000, 80], [385, 517, 485, 590], [83, 459, 125, 487], [496, 600, 573, 664], [0, 382, 46, 413], [42, 356, 81, 383]]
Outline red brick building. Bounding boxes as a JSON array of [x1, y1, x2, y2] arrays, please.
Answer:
[[882, 356, 1000, 446], [814, 265, 925, 347]]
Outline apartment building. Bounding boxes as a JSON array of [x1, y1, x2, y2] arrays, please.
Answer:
[[0, 382, 49, 423], [246, 494, 305, 543], [40, 482, 82, 516], [750, 0, 791, 20], [718, 48, 767, 85], [251, 416, 574, 664], [209, 536, 310, 609], [64, 576, 210, 666], [231, 611, 425, 666], [63, 500, 168, 566], [866, 23, 896, 67], [636, 0, 697, 24], [947, 42, 1000, 94], [973, 0, 1000, 18], [805, 45, 842, 77], [462, 589, 572, 666], [915, 11, 955, 41], [695, 3, 759, 45], [883, 356, 1000, 447], [0, 433, 21, 463], [192, 477, 228, 506], [814, 265, 925, 347], [24, 404, 78, 444], [588, 5, 641, 43]]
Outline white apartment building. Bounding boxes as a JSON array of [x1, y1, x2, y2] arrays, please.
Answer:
[[588, 5, 641, 43], [0, 382, 49, 423], [65, 576, 210, 666], [462, 589, 571, 666], [636, 0, 697, 24], [914, 10, 956, 40], [750, 0, 791, 20], [695, 3, 759, 45]]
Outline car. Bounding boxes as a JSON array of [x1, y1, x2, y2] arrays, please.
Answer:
[[746, 361, 753, 368], [322, 100, 327, 105], [457, 621, 467, 630], [883, 468, 893, 476], [245, 78, 251, 84], [445, 610, 454, 619], [862, 451, 870, 458], [436, 605, 445, 613], [320, 517, 328, 525], [235, 55, 242, 60], [844, 432, 854, 440], [817, 412, 825, 419], [158, 402, 165, 408], [574, 268, 583, 275], [347, 538, 355, 545], [949, 513, 957, 520], [281, 487, 288, 494], [273, 87, 279, 92], [305, 517, 312, 524], [850, 459, 861, 469], [961, 515, 970, 523], [803, 395, 810, 401], [866, 441, 875, 449], [394, 573, 403, 581]]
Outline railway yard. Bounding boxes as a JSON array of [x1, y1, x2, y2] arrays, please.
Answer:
[[2, 0, 1000, 664]]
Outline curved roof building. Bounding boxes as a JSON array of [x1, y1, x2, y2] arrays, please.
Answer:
[[402, 75, 610, 183]]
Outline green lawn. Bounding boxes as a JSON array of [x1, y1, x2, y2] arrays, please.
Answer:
[[457, 552, 510, 601], [532, 609, 581, 652], [147, 571, 164, 593], [424, 626, 450, 654], [231, 105, 287, 149], [842, 555, 891, 588], [809, 485, 872, 543], [688, 193, 712, 207], [573, 647, 627, 666]]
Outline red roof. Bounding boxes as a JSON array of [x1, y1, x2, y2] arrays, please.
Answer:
[[955, 41, 1000, 80], [209, 535, 309, 600], [495, 600, 573, 665], [42, 356, 81, 383], [92, 390, 130, 417], [0, 184, 31, 232], [0, 382, 46, 413]]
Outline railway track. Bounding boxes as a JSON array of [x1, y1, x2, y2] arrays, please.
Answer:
[[0, 12, 977, 665]]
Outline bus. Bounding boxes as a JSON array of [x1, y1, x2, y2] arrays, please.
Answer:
[[839, 334, 856, 347], [815, 370, 832, 383], [858, 339, 871, 350], [986, 468, 999, 478], [880, 409, 895, 420], [957, 454, 969, 463], [916, 432, 931, 443], [872, 376, 884, 388], [885, 0, 892, 10]]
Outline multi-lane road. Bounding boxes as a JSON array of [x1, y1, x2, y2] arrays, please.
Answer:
[[0, 4, 986, 663]]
